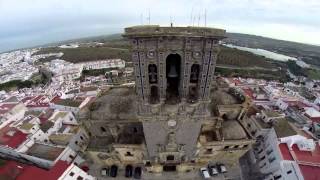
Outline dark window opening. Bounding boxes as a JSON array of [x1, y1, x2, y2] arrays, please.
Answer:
[[234, 145, 239, 149], [150, 86, 160, 104], [145, 161, 151, 167], [77, 176, 83, 180], [274, 175, 282, 180], [69, 172, 75, 176], [224, 146, 229, 149], [101, 127, 106, 132], [287, 170, 292, 174], [188, 86, 198, 103], [133, 127, 138, 133], [268, 157, 276, 163], [148, 64, 158, 84], [190, 64, 200, 83], [166, 155, 175, 161], [80, 136, 84, 140], [243, 144, 248, 148], [75, 141, 78, 145], [222, 114, 228, 120], [206, 148, 213, 154], [267, 149, 273, 155], [163, 165, 176, 172], [126, 152, 133, 156], [166, 54, 181, 104]]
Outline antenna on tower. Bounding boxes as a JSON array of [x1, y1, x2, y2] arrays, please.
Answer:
[[198, 12, 200, 27], [190, 7, 194, 26], [148, 9, 151, 25], [192, 15, 196, 26], [204, 9, 207, 27], [140, 13, 143, 25]]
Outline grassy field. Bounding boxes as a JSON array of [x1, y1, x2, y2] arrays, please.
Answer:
[[218, 46, 276, 69], [215, 67, 290, 82], [306, 69, 320, 80], [35, 46, 130, 63]]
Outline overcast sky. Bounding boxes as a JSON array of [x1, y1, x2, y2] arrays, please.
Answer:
[[0, 0, 319, 52]]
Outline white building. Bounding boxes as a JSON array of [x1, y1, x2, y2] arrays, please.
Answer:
[[81, 59, 125, 70], [243, 128, 304, 180], [0, 102, 27, 128], [59, 163, 95, 180]]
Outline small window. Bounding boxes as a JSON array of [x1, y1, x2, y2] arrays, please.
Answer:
[[80, 136, 84, 140], [126, 152, 133, 156], [234, 145, 239, 149], [69, 172, 75, 176], [260, 156, 266, 161], [100, 127, 106, 132], [287, 170, 292, 174], [274, 175, 282, 180], [224, 146, 229, 149], [167, 155, 174, 161], [243, 144, 248, 148], [145, 161, 151, 166], [75, 141, 78, 145], [267, 149, 273, 155], [268, 157, 276, 163], [133, 127, 138, 133], [77, 176, 83, 180]]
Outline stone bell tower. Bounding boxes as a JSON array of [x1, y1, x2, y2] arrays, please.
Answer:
[[123, 25, 226, 168]]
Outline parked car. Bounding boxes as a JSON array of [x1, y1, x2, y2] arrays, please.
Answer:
[[208, 164, 218, 176], [110, 165, 118, 177], [134, 166, 142, 179], [200, 167, 211, 179], [217, 163, 227, 173], [101, 167, 109, 176], [125, 165, 133, 177]]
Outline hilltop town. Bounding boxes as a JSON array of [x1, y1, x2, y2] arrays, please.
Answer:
[[0, 26, 320, 180]]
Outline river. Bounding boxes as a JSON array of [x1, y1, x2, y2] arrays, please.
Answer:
[[224, 44, 298, 62]]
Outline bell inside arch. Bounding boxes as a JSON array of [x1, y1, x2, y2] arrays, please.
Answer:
[[168, 64, 178, 78]]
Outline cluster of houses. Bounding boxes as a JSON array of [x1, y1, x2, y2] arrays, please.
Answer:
[[0, 92, 95, 179], [223, 77, 320, 180], [0, 48, 134, 179]]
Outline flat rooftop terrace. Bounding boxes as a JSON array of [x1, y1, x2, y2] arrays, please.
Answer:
[[26, 143, 64, 161], [123, 25, 226, 39]]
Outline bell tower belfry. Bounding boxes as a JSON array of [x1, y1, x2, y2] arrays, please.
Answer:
[[123, 25, 226, 166]]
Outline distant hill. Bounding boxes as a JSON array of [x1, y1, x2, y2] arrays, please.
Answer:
[[224, 33, 320, 65]]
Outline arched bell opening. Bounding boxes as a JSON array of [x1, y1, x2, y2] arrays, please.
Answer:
[[166, 54, 181, 104]]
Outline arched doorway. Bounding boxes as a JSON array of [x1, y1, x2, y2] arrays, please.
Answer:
[[166, 54, 181, 104]]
